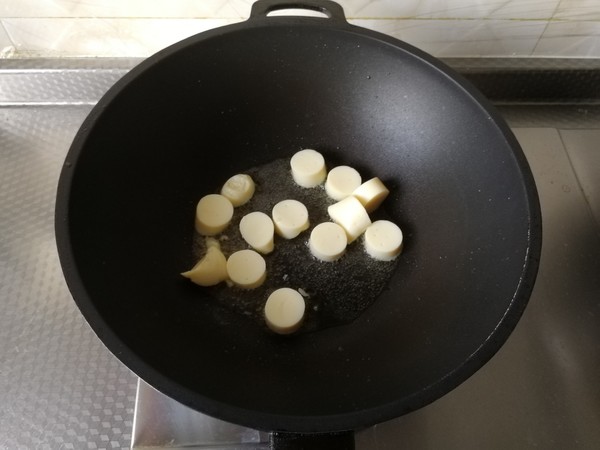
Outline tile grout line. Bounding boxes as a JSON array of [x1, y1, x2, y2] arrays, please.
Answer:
[[0, 18, 17, 56], [531, 0, 565, 55]]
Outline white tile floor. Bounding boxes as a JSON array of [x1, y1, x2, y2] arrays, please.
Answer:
[[555, 0, 600, 20], [0, 0, 599, 58], [534, 20, 600, 57], [357, 19, 547, 57], [1, 18, 238, 57]]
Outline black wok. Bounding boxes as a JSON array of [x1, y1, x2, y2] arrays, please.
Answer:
[[55, 0, 541, 447]]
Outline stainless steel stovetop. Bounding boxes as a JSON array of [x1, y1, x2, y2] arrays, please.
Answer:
[[1, 59, 599, 449]]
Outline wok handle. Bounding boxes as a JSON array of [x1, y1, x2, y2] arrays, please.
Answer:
[[269, 431, 355, 449], [250, 0, 347, 23]]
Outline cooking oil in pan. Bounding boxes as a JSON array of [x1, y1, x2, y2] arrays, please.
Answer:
[[192, 157, 399, 333]]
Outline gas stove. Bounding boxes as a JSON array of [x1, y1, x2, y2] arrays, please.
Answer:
[[1, 58, 599, 449]]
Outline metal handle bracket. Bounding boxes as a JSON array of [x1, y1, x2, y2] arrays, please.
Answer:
[[250, 0, 347, 23]]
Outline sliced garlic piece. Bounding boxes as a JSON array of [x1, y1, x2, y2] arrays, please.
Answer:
[[195, 194, 234, 236], [327, 195, 371, 243], [226, 249, 266, 289], [364, 220, 403, 261], [309, 222, 347, 262], [221, 174, 255, 207], [290, 149, 326, 188], [181, 238, 228, 286], [264, 288, 306, 334], [352, 177, 390, 213], [272, 199, 309, 239], [325, 165, 362, 201], [239, 211, 274, 254]]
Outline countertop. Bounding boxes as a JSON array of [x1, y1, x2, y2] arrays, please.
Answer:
[[1, 58, 599, 449]]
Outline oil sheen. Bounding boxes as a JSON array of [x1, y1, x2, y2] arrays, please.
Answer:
[[192, 157, 399, 333]]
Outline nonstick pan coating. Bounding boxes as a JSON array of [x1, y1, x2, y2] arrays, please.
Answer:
[[56, 0, 541, 434]]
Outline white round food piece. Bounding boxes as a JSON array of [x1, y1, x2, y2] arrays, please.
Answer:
[[290, 149, 326, 188], [226, 249, 266, 289], [309, 222, 347, 262], [327, 195, 372, 243], [181, 238, 228, 286], [195, 194, 234, 235], [239, 211, 274, 254], [352, 177, 390, 213], [272, 199, 310, 239], [325, 165, 362, 201], [364, 220, 403, 261], [264, 288, 306, 334], [220, 174, 255, 207]]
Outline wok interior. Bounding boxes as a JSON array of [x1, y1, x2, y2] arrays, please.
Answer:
[[65, 23, 536, 430]]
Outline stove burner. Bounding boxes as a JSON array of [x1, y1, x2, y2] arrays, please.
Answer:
[[131, 379, 269, 449]]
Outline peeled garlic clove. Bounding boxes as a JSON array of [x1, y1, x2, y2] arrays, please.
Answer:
[[221, 174, 255, 207], [264, 288, 306, 334], [290, 149, 326, 188], [325, 165, 362, 201], [352, 177, 389, 213], [239, 211, 275, 254], [272, 199, 309, 239], [195, 194, 234, 236], [364, 220, 403, 261], [309, 222, 347, 262], [226, 249, 266, 289], [327, 195, 371, 243], [181, 238, 228, 286]]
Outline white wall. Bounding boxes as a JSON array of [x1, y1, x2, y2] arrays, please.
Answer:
[[0, 0, 598, 58]]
